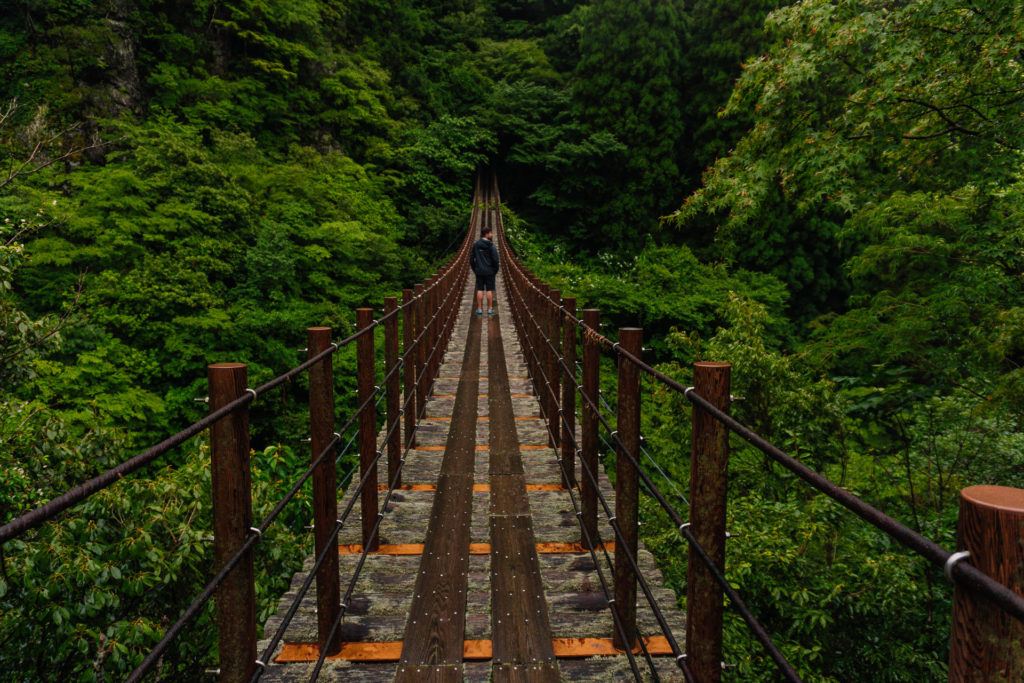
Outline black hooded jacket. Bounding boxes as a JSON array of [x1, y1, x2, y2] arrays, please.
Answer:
[[470, 237, 499, 276]]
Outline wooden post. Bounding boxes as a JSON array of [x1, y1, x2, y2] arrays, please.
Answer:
[[402, 289, 416, 449], [613, 328, 642, 651], [581, 309, 600, 549], [307, 329, 341, 655], [949, 486, 1024, 681], [561, 297, 577, 489], [356, 308, 379, 551], [686, 361, 731, 683], [384, 298, 401, 489], [414, 283, 426, 418], [548, 290, 562, 452], [208, 363, 257, 683]]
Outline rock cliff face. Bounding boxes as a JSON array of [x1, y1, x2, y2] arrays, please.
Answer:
[[99, 17, 142, 115], [82, 12, 141, 162]]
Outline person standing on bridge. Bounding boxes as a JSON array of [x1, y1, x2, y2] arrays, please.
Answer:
[[470, 226, 499, 317]]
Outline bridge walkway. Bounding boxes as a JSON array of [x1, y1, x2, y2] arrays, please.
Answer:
[[257, 272, 686, 681]]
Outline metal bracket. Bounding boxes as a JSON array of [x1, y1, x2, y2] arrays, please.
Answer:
[[945, 550, 971, 581]]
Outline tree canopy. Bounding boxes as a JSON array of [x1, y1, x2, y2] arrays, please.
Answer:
[[3, 0, 1024, 679]]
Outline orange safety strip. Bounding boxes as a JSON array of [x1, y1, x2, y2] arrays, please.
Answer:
[[525, 483, 566, 491], [376, 484, 437, 492], [275, 636, 672, 663], [553, 636, 671, 658], [338, 541, 613, 556], [338, 543, 425, 555]]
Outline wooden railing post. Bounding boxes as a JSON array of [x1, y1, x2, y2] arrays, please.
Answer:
[[414, 283, 427, 418], [561, 297, 577, 489], [614, 328, 642, 651], [384, 298, 401, 489], [548, 290, 562, 452], [686, 361, 731, 683], [208, 363, 257, 683], [581, 309, 600, 549], [307, 328, 341, 655], [949, 485, 1024, 681], [402, 289, 417, 449], [356, 308, 379, 551]]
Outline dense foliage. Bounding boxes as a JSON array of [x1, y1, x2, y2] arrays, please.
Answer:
[[3, 0, 1022, 680]]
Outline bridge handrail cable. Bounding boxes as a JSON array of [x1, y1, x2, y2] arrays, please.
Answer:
[[501, 246, 807, 680], [124, 233, 472, 682], [498, 220, 1024, 628], [0, 253, 463, 546]]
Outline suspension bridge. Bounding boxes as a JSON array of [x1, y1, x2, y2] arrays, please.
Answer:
[[2, 174, 1024, 682]]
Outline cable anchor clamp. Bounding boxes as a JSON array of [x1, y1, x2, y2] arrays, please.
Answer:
[[945, 550, 971, 581]]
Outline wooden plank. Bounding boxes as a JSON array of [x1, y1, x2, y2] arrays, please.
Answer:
[[488, 314, 559, 680], [275, 636, 673, 663], [490, 517, 559, 666], [395, 314, 482, 679], [492, 662, 562, 683], [339, 542, 615, 556], [490, 475, 528, 514]]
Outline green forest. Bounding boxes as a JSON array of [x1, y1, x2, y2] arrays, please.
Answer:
[[2, 0, 1023, 680]]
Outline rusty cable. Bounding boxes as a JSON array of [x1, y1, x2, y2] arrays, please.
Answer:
[[504, 248, 799, 681], [131, 266, 469, 682], [503, 225, 1024, 670], [0, 250, 469, 545], [505, 274, 689, 681], [308, 274, 464, 681], [683, 389, 1024, 623], [252, 373, 424, 681]]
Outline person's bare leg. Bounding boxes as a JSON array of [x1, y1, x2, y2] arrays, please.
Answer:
[[476, 290, 484, 310], [487, 290, 494, 310]]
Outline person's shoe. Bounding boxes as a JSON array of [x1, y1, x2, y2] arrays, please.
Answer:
[[475, 308, 483, 316], [488, 309, 495, 317]]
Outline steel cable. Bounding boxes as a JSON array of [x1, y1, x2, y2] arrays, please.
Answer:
[[251, 377, 423, 681], [0, 241, 472, 544], [503, 242, 800, 681], [502, 236, 1024, 633], [491, 196, 655, 682], [505, 274, 689, 681], [307, 274, 465, 681], [128, 259, 469, 681], [126, 425, 345, 682]]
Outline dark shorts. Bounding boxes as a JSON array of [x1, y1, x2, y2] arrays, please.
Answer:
[[475, 273, 496, 292]]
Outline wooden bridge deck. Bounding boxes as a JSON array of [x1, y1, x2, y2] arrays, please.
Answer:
[[258, 274, 686, 681]]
